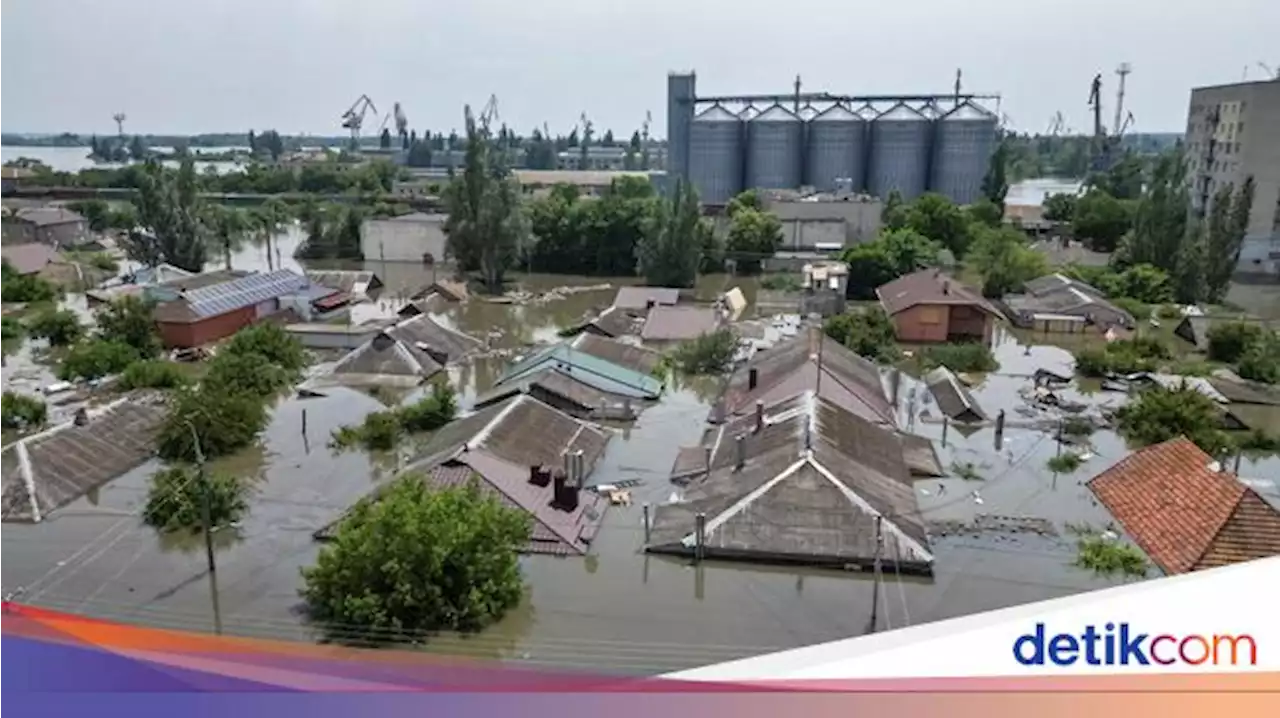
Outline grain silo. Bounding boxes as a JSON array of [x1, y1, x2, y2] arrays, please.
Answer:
[[930, 102, 998, 205], [738, 106, 760, 121], [745, 104, 803, 191], [804, 103, 867, 192], [867, 103, 933, 201], [797, 105, 819, 121], [688, 104, 744, 204]]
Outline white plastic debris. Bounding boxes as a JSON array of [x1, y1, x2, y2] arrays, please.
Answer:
[[971, 490, 984, 505]]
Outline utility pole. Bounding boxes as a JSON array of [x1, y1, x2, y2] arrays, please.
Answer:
[[867, 515, 884, 634], [1114, 63, 1132, 136], [188, 421, 223, 635]]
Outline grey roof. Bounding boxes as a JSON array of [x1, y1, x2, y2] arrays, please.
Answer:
[[925, 366, 986, 422], [2, 396, 168, 522], [561, 306, 642, 338], [1, 243, 60, 274], [14, 207, 85, 227], [649, 391, 932, 572], [304, 270, 382, 294], [155, 269, 310, 322], [613, 286, 681, 310], [640, 306, 722, 341], [569, 333, 663, 375], [1003, 284, 1135, 327], [473, 367, 643, 419], [1024, 273, 1105, 298], [327, 314, 481, 387], [1174, 316, 1215, 351]]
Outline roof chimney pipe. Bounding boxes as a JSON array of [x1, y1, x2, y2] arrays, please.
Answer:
[[943, 280, 950, 295], [748, 367, 758, 391], [562, 450, 573, 484], [734, 433, 746, 471], [73, 408, 89, 427], [754, 400, 765, 433]]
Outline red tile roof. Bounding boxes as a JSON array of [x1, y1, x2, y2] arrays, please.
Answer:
[[1087, 437, 1280, 575], [876, 269, 999, 317]]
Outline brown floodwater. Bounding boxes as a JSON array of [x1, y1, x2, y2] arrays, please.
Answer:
[[4, 231, 1280, 676]]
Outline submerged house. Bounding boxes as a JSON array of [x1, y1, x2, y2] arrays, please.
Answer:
[[559, 306, 644, 339], [149, 270, 341, 348], [648, 390, 934, 574], [1001, 273, 1135, 332], [877, 269, 1000, 343], [318, 313, 482, 390], [924, 366, 986, 423], [1087, 437, 1280, 575], [305, 270, 383, 297], [475, 340, 663, 419], [712, 330, 896, 427], [568, 333, 663, 375], [1, 396, 168, 522], [318, 395, 613, 556], [640, 305, 724, 342]]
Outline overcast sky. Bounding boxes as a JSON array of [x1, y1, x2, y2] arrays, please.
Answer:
[[3, 0, 1277, 137]]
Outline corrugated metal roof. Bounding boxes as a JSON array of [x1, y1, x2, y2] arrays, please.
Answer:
[[182, 269, 309, 319], [752, 105, 800, 123], [499, 343, 663, 399], [695, 105, 741, 122]]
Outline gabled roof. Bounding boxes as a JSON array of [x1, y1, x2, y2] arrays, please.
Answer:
[[716, 330, 895, 426], [499, 342, 663, 400], [305, 270, 382, 295], [152, 270, 311, 323], [328, 314, 481, 387], [649, 391, 932, 572], [569, 333, 663, 375], [925, 366, 986, 422], [1, 243, 61, 274], [1087, 437, 1280, 575], [474, 367, 643, 419], [561, 306, 642, 338], [876, 269, 999, 317], [1024, 273, 1105, 298], [321, 395, 613, 556], [2, 396, 168, 522], [640, 305, 722, 341], [14, 207, 85, 227]]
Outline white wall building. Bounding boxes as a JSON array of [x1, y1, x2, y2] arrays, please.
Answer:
[[360, 212, 449, 264]]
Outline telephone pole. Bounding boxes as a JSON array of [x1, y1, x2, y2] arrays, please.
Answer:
[[866, 515, 884, 634], [188, 421, 223, 635]]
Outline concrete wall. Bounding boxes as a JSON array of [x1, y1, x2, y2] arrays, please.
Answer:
[[361, 215, 449, 263], [2, 219, 89, 247]]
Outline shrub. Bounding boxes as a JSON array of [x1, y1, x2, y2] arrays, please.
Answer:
[[95, 295, 162, 357], [1, 261, 60, 303], [1060, 416, 1096, 437], [1073, 338, 1168, 377], [25, 308, 84, 346], [1047, 453, 1083, 473], [1111, 297, 1150, 322], [398, 382, 458, 432], [300, 477, 531, 640], [920, 342, 998, 373], [1, 315, 25, 341], [85, 253, 119, 273], [823, 307, 898, 362], [331, 383, 459, 452], [117, 360, 190, 390], [1115, 384, 1234, 458], [1075, 534, 1148, 577], [2, 391, 47, 430], [1206, 321, 1264, 363], [223, 322, 308, 373], [759, 274, 802, 292], [951, 461, 984, 481], [671, 329, 737, 375], [143, 466, 248, 533], [1237, 332, 1279, 384], [204, 351, 291, 398], [58, 339, 139, 380]]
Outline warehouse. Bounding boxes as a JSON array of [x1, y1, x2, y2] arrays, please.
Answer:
[[360, 212, 448, 263]]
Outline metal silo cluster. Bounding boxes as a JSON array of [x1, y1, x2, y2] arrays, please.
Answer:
[[671, 72, 1000, 205]]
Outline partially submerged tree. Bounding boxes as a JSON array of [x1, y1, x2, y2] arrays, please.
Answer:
[[156, 385, 270, 463], [95, 294, 162, 358], [143, 466, 248, 533], [822, 307, 897, 362], [25, 309, 84, 347], [2, 391, 47, 431], [967, 224, 1048, 296], [125, 159, 208, 272], [1115, 384, 1234, 458], [724, 207, 782, 273], [636, 178, 704, 288], [300, 477, 531, 641]]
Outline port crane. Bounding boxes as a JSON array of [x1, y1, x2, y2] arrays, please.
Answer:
[[341, 94, 378, 143]]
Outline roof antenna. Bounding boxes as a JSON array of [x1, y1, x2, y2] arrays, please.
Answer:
[[794, 75, 802, 113]]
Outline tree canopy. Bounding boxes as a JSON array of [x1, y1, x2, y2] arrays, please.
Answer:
[[1115, 384, 1233, 458], [636, 179, 705, 288], [300, 477, 531, 641], [967, 225, 1048, 297]]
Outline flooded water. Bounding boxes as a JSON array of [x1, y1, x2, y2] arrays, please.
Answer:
[[1, 145, 244, 174]]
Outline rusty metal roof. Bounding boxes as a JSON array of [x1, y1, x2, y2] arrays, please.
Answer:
[[649, 390, 931, 572], [2, 396, 168, 522], [1087, 437, 1280, 574]]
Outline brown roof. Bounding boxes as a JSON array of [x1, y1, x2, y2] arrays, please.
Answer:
[[613, 286, 681, 310], [430, 279, 469, 302], [569, 333, 662, 375], [322, 395, 614, 555], [649, 390, 931, 572], [562, 306, 642, 338], [1, 243, 61, 274], [2, 396, 168, 522], [717, 330, 895, 426], [13, 207, 85, 227], [1087, 437, 1280, 575], [640, 305, 721, 341], [876, 269, 999, 317]]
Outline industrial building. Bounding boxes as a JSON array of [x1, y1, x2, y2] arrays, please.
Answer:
[[667, 72, 1000, 206], [1184, 77, 1280, 275]]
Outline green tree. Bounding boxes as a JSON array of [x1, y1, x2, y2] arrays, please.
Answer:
[[1115, 384, 1234, 458], [156, 385, 269, 462], [881, 190, 908, 230], [1203, 177, 1256, 303], [223, 322, 308, 373], [726, 189, 763, 218], [25, 309, 84, 347], [300, 477, 532, 639], [1042, 193, 1077, 223], [67, 199, 111, 231], [980, 140, 1010, 210], [126, 159, 208, 272], [1206, 321, 1264, 363], [724, 207, 782, 273], [1087, 153, 1145, 200], [1071, 189, 1131, 252], [205, 351, 293, 398], [967, 225, 1049, 296], [58, 340, 138, 380], [822, 307, 897, 361], [95, 294, 162, 357], [1237, 332, 1279, 384], [143, 466, 248, 533], [966, 197, 1003, 228], [117, 360, 190, 390], [636, 179, 704, 287], [1121, 148, 1190, 275], [129, 135, 148, 161], [671, 329, 737, 375], [838, 228, 940, 299], [442, 105, 526, 293], [206, 204, 251, 271], [1, 261, 61, 303], [904, 193, 975, 258]]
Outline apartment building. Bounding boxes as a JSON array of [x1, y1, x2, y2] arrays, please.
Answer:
[[1184, 78, 1280, 274]]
